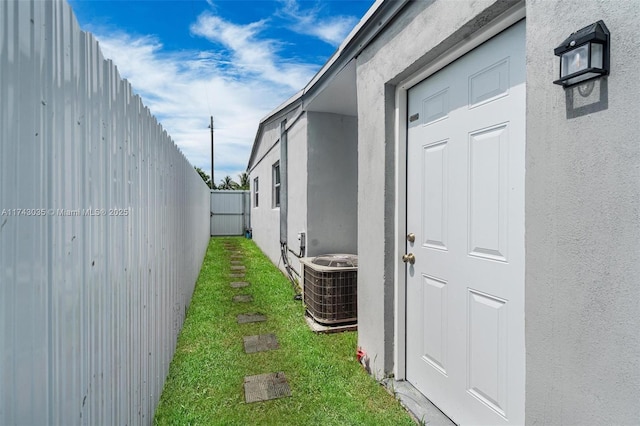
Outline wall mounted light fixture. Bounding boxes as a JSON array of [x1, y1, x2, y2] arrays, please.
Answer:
[[553, 20, 610, 87]]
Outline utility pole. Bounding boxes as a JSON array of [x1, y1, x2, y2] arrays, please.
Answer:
[[209, 116, 214, 189]]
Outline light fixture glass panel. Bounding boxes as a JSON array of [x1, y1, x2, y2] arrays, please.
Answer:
[[561, 44, 589, 77], [591, 43, 603, 69]]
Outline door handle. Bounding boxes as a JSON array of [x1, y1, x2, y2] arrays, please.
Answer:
[[402, 253, 415, 265]]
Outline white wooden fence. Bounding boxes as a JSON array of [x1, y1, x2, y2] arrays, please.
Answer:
[[0, 1, 210, 424], [210, 190, 251, 236]]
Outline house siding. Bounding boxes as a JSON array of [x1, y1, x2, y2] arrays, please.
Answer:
[[249, 111, 358, 279], [355, 0, 511, 380], [307, 112, 358, 257], [355, 0, 639, 422], [247, 0, 639, 422], [285, 114, 308, 275], [250, 105, 302, 172], [524, 1, 640, 423], [250, 142, 283, 267], [249, 111, 307, 271]]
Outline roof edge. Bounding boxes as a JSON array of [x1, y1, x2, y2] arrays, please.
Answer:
[[246, 92, 303, 171], [247, 0, 410, 171], [303, 0, 408, 93]]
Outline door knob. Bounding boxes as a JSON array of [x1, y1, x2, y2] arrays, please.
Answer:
[[407, 233, 415, 243], [402, 253, 415, 265]]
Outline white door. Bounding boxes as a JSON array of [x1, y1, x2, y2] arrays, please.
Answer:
[[405, 21, 525, 425]]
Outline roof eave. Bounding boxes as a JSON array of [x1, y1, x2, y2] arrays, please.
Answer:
[[246, 0, 410, 171]]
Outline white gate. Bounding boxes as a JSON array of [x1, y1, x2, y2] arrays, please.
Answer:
[[210, 190, 251, 236]]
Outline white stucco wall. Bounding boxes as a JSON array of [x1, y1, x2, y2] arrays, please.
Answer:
[[249, 110, 357, 279], [248, 106, 304, 268], [307, 112, 358, 257], [249, 141, 281, 267], [524, 1, 640, 424], [250, 105, 301, 170], [285, 114, 308, 276]]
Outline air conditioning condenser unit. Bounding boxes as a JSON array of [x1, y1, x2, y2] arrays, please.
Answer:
[[300, 254, 357, 326]]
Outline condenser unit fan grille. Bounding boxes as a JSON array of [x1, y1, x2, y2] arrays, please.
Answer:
[[302, 254, 357, 326]]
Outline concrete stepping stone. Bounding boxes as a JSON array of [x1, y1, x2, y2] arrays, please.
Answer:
[[231, 265, 246, 271], [229, 273, 245, 278], [244, 372, 291, 403], [230, 281, 249, 288], [237, 313, 267, 324], [230, 260, 243, 265], [243, 334, 279, 354], [233, 294, 253, 303]]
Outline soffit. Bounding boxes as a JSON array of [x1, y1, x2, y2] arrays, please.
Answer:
[[305, 60, 357, 116]]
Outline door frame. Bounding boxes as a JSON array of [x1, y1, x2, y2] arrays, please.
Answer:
[[392, 3, 526, 381]]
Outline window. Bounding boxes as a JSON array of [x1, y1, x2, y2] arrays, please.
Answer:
[[253, 177, 259, 207], [272, 161, 280, 208]]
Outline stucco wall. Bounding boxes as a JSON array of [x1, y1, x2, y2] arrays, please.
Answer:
[[525, 1, 640, 424], [355, 0, 514, 379], [307, 112, 358, 257], [250, 105, 301, 171], [356, 0, 639, 421], [249, 112, 309, 274], [249, 141, 281, 267], [286, 114, 308, 276]]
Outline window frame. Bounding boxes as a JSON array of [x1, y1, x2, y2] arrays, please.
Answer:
[[272, 161, 281, 208], [253, 177, 259, 208]]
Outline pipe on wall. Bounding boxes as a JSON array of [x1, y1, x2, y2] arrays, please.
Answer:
[[279, 119, 288, 245]]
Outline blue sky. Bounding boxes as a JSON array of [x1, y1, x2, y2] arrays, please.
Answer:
[[68, 0, 374, 186]]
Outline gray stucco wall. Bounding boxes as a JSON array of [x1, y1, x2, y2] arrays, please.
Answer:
[[356, 0, 639, 421], [307, 112, 358, 257], [525, 1, 640, 424]]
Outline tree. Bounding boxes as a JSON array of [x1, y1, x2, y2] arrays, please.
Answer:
[[218, 175, 238, 190], [237, 172, 250, 190], [194, 166, 213, 189]]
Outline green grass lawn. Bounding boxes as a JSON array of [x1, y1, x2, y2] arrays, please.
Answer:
[[153, 237, 415, 426]]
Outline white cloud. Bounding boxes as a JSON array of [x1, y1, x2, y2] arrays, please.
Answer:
[[83, 1, 363, 186], [190, 13, 316, 91], [277, 0, 359, 46], [88, 11, 318, 186]]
